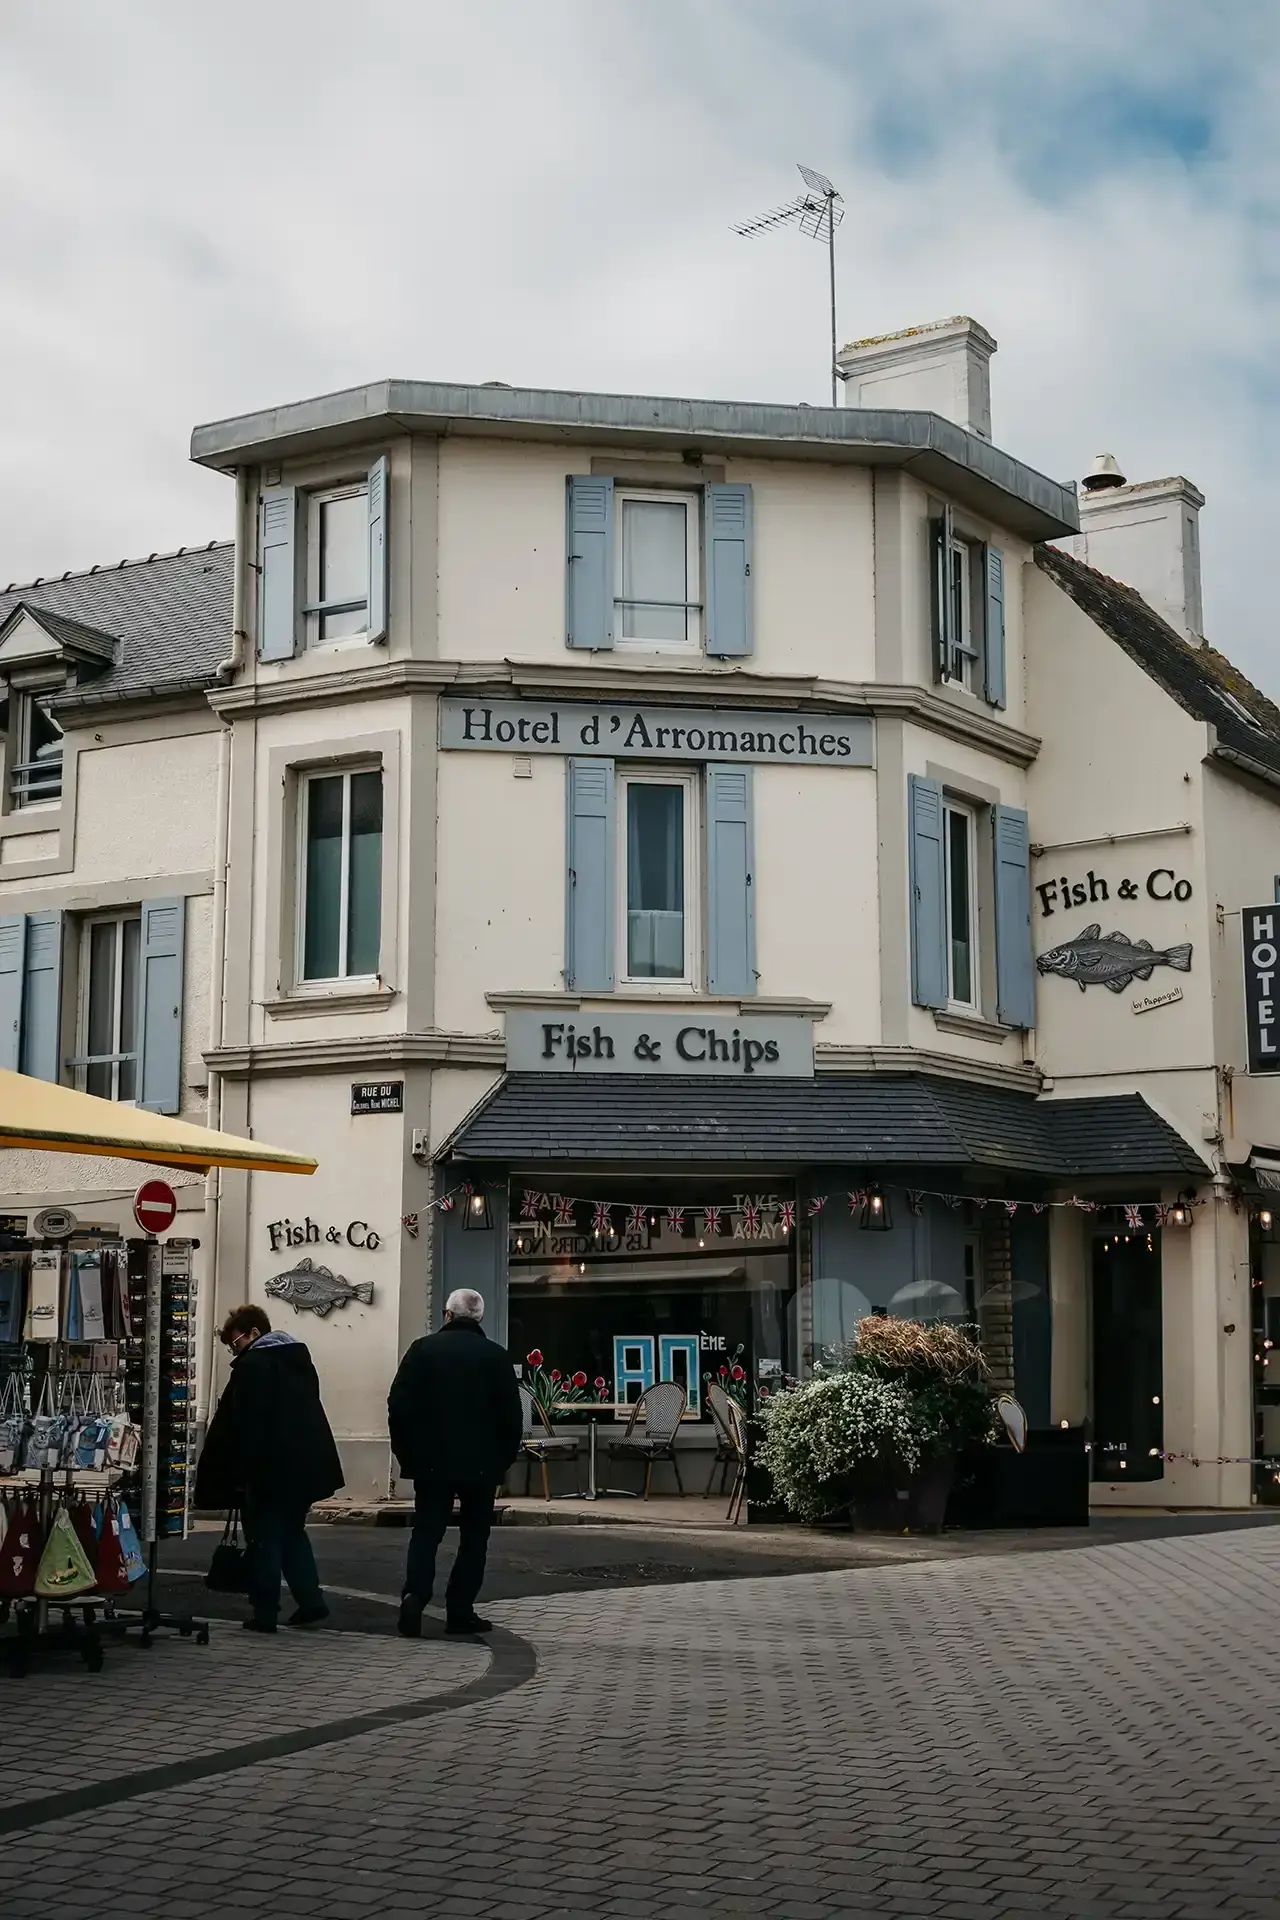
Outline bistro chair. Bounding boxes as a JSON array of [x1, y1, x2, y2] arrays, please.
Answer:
[[518, 1385, 580, 1501], [704, 1380, 742, 1496], [723, 1395, 749, 1526], [604, 1381, 687, 1498]]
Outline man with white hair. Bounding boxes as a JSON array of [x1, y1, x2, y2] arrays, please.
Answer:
[[387, 1287, 523, 1637]]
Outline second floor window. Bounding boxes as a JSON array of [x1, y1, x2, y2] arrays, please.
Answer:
[[620, 772, 699, 985], [300, 768, 383, 982], [11, 690, 64, 807], [78, 912, 140, 1101], [615, 491, 701, 652], [947, 537, 981, 692], [943, 800, 977, 1010], [307, 483, 369, 643]]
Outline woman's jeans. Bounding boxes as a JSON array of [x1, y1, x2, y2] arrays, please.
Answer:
[[242, 1495, 324, 1622]]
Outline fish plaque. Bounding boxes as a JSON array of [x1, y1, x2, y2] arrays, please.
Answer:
[[1036, 924, 1192, 994], [265, 1258, 374, 1317]]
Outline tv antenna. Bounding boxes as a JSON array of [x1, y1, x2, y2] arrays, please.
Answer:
[[733, 164, 845, 406]]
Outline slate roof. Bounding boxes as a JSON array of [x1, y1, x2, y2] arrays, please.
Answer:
[[1036, 546, 1280, 782], [442, 1072, 1208, 1180], [0, 543, 233, 707]]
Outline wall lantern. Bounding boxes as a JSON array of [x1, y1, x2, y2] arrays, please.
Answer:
[[1257, 1206, 1275, 1239], [1166, 1191, 1195, 1230], [463, 1189, 493, 1232], [859, 1186, 892, 1232]]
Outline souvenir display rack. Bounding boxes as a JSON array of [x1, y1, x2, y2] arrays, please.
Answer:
[[0, 1225, 208, 1675]]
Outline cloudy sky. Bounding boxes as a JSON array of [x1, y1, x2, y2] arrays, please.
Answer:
[[1, 2, 1277, 682]]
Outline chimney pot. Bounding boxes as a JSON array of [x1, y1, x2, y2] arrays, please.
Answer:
[[1082, 453, 1127, 493]]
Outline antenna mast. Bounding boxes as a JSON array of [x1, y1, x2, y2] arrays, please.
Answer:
[[733, 164, 845, 405]]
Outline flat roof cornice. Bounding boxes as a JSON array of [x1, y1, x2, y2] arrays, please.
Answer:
[[190, 378, 1079, 541]]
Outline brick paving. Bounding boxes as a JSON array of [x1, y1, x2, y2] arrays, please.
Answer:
[[3, 1528, 1280, 1917]]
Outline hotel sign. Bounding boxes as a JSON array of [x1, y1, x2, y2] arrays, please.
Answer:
[[1243, 904, 1280, 1073], [506, 1009, 814, 1077], [440, 697, 873, 768]]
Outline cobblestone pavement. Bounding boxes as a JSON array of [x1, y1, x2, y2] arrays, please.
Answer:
[[3, 1527, 1280, 1918]]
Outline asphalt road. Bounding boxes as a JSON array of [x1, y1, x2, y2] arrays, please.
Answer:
[[154, 1505, 1280, 1633]]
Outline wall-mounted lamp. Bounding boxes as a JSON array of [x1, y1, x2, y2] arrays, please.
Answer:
[[463, 1189, 493, 1232], [1166, 1191, 1195, 1229], [859, 1186, 892, 1232], [1257, 1206, 1275, 1238]]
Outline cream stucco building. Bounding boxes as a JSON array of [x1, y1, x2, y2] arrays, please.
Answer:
[[4, 317, 1279, 1512]]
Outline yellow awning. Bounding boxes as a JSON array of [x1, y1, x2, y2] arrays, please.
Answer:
[[0, 1070, 317, 1175]]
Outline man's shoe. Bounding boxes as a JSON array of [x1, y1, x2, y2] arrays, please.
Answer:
[[398, 1594, 426, 1639], [445, 1613, 493, 1635], [242, 1617, 277, 1634], [286, 1606, 330, 1629]]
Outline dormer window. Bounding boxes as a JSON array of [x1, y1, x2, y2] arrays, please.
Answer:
[[12, 689, 63, 806]]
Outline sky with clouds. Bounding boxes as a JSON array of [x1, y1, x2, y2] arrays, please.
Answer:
[[1, 1, 1277, 682]]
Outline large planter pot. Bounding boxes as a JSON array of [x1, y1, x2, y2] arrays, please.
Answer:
[[845, 1453, 956, 1533], [907, 1451, 956, 1533]]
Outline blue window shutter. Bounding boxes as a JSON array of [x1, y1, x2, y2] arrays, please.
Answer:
[[0, 915, 25, 1072], [984, 545, 1006, 709], [565, 760, 614, 990], [21, 911, 62, 1082], [367, 454, 390, 644], [994, 805, 1035, 1028], [137, 897, 185, 1114], [258, 486, 298, 661], [705, 485, 754, 658], [566, 476, 614, 650], [930, 505, 954, 683], [706, 765, 756, 996], [908, 775, 948, 1010]]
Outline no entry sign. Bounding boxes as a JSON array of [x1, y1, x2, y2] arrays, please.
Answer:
[[134, 1179, 178, 1236]]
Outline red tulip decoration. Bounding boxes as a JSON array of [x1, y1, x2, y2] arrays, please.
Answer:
[[527, 1349, 543, 1368]]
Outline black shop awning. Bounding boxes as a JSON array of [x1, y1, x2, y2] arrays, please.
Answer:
[[441, 1072, 1208, 1180]]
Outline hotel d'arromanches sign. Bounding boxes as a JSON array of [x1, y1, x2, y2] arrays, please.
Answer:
[[439, 697, 873, 768]]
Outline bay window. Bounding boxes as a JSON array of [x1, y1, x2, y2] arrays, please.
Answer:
[[299, 768, 383, 982]]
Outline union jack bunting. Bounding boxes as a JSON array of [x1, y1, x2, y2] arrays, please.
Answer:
[[402, 1213, 419, 1239], [847, 1189, 866, 1216], [1004, 1200, 1020, 1218], [438, 1195, 454, 1213], [906, 1190, 925, 1216], [777, 1200, 796, 1234], [666, 1205, 686, 1234], [741, 1201, 761, 1239], [626, 1204, 647, 1236], [1124, 1204, 1144, 1230], [1031, 1202, 1048, 1214], [702, 1205, 723, 1236], [552, 1194, 576, 1226], [591, 1201, 612, 1236], [807, 1196, 826, 1216], [941, 1195, 961, 1211], [1069, 1196, 1098, 1213], [520, 1190, 545, 1220]]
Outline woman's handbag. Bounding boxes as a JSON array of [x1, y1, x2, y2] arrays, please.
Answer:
[[34, 1501, 97, 1600], [205, 1508, 249, 1593]]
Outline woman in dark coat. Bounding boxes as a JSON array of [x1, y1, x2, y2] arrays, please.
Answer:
[[195, 1303, 344, 1631]]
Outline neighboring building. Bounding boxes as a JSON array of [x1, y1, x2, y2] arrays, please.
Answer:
[[0, 544, 232, 1359], [188, 319, 1277, 1511]]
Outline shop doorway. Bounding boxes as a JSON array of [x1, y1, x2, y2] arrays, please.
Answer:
[[1091, 1224, 1163, 1482]]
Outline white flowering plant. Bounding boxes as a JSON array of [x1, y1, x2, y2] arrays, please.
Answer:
[[755, 1369, 925, 1523]]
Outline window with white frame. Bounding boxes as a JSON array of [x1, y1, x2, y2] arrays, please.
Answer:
[[943, 798, 978, 1010], [299, 767, 383, 982], [76, 912, 140, 1100], [10, 688, 64, 806], [618, 770, 699, 985], [948, 537, 980, 691], [614, 490, 701, 652], [305, 483, 369, 645]]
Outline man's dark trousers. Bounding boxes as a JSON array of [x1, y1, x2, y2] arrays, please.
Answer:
[[405, 1482, 496, 1619]]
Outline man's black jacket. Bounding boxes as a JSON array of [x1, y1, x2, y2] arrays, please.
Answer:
[[195, 1331, 344, 1511], [387, 1320, 523, 1485]]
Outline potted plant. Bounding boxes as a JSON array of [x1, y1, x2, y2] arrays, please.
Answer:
[[848, 1318, 998, 1530]]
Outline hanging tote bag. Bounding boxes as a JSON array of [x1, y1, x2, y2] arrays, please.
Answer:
[[0, 1496, 43, 1597], [0, 1372, 27, 1474], [0, 1252, 26, 1344], [34, 1502, 97, 1600], [205, 1509, 249, 1593], [69, 1496, 98, 1560], [94, 1498, 130, 1594], [114, 1498, 147, 1584], [73, 1250, 107, 1344], [23, 1249, 60, 1341], [20, 1373, 63, 1473]]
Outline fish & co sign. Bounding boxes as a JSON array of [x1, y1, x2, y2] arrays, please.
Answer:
[[1035, 867, 1193, 917], [1036, 924, 1193, 994], [1243, 904, 1280, 1074], [266, 1217, 383, 1252]]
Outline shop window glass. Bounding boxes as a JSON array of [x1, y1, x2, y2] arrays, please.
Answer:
[[1091, 1226, 1163, 1481]]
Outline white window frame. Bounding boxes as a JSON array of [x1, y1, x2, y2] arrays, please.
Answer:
[[74, 910, 140, 1102], [613, 488, 702, 654], [304, 482, 369, 650], [10, 686, 64, 808], [617, 767, 700, 990], [943, 798, 979, 1013], [948, 538, 980, 692], [296, 764, 383, 986]]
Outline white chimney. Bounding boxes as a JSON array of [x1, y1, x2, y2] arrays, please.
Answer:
[[836, 316, 996, 440], [1072, 475, 1205, 643]]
